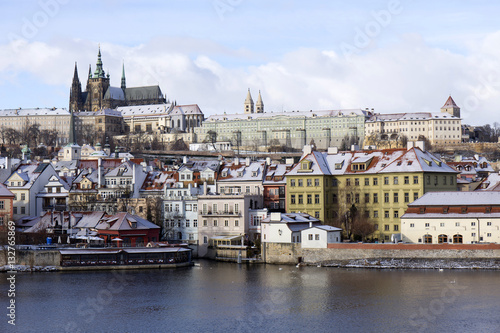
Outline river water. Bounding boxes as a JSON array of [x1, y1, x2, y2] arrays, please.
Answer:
[[2, 260, 499, 332]]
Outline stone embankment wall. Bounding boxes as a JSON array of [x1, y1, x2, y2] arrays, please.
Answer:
[[1, 249, 61, 267], [262, 243, 500, 264]]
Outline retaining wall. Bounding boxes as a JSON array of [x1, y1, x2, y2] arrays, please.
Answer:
[[263, 243, 500, 264]]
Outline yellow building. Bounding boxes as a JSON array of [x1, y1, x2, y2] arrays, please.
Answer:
[[286, 144, 458, 241]]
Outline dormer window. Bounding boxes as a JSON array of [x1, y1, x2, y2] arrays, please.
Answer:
[[252, 171, 257, 177], [237, 171, 243, 177], [222, 171, 227, 177]]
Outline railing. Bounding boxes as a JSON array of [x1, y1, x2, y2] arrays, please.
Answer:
[[199, 210, 242, 216]]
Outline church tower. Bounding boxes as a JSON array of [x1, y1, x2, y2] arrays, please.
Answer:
[[84, 46, 111, 111], [69, 62, 83, 112], [121, 62, 126, 90], [256, 90, 264, 113], [244, 88, 254, 114], [441, 96, 460, 118]]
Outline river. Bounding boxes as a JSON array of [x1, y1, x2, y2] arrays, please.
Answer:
[[2, 260, 499, 332]]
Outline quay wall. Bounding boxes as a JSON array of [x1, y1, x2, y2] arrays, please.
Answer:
[[262, 243, 500, 264], [1, 249, 60, 267]]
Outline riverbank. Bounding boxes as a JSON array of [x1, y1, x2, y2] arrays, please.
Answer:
[[317, 258, 500, 270]]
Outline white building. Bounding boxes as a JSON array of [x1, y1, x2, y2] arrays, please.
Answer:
[[261, 212, 321, 244], [301, 225, 342, 248], [401, 192, 500, 244]]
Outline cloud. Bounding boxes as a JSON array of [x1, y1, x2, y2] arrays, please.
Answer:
[[1, 33, 500, 125]]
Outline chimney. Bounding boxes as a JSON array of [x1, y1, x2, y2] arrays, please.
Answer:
[[285, 158, 294, 165], [266, 157, 271, 165], [302, 145, 312, 155], [188, 183, 192, 191], [415, 141, 425, 151], [407, 141, 415, 150], [245, 157, 251, 166], [270, 212, 281, 222], [234, 157, 239, 166], [327, 147, 338, 155], [309, 221, 313, 228], [203, 181, 207, 195], [183, 156, 187, 164], [132, 163, 136, 190], [5, 157, 10, 172], [350, 144, 359, 151], [98, 157, 102, 187]]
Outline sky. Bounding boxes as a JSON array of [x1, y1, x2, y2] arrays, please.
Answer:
[[1, 0, 500, 125]]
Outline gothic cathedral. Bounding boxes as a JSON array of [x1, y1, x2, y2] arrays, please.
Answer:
[[69, 47, 166, 112]]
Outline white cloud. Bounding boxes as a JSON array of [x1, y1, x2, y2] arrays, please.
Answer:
[[1, 33, 500, 126]]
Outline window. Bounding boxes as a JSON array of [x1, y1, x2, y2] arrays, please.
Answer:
[[384, 211, 389, 218], [346, 178, 351, 186], [298, 195, 303, 204], [235, 220, 239, 227], [453, 234, 463, 243], [410, 223, 414, 228], [224, 220, 229, 227], [394, 211, 399, 218], [384, 224, 390, 231], [290, 179, 296, 187], [384, 177, 389, 185], [440, 223, 445, 227], [455, 222, 460, 227], [332, 194, 337, 203], [364, 178, 369, 186], [203, 236, 208, 244], [315, 211, 320, 218], [394, 225, 399, 231], [426, 176, 430, 185], [487, 233, 492, 237], [425, 223, 430, 227], [404, 176, 409, 185], [373, 193, 378, 203], [308, 234, 313, 240], [393, 193, 398, 203], [307, 179, 312, 187], [21, 193, 25, 201], [315, 194, 320, 204], [471, 222, 476, 226], [384, 193, 389, 203], [413, 192, 419, 201], [307, 194, 312, 204], [315, 234, 320, 240], [298, 179, 303, 187], [203, 219, 207, 227], [213, 220, 218, 227], [355, 178, 359, 186], [373, 178, 378, 186], [13, 207, 17, 214], [373, 211, 378, 218], [0, 201, 4, 210], [194, 220, 198, 227], [21, 207, 25, 214], [404, 192, 409, 203], [355, 193, 360, 204], [346, 194, 351, 204], [291, 195, 296, 205], [393, 177, 398, 185], [471, 233, 476, 237], [423, 234, 432, 244], [487, 222, 492, 226], [315, 179, 320, 187], [364, 193, 370, 203], [413, 176, 419, 184]]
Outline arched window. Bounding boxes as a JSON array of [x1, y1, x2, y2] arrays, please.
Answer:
[[438, 234, 448, 243], [453, 234, 463, 244], [423, 234, 432, 244], [177, 119, 181, 128]]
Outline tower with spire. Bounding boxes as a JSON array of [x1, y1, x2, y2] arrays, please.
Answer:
[[244, 88, 254, 114], [121, 62, 126, 90], [256, 90, 264, 113], [83, 46, 110, 111], [441, 96, 460, 118], [69, 62, 83, 112]]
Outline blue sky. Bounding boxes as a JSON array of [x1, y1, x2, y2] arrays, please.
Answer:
[[1, 0, 500, 125]]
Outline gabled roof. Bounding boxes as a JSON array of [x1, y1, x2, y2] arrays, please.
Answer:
[[96, 212, 160, 231], [124, 86, 163, 101], [170, 104, 203, 116], [218, 160, 266, 182], [105, 160, 137, 177], [0, 183, 14, 197]]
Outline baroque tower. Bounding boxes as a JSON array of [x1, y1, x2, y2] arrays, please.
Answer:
[[441, 96, 460, 118], [83, 46, 111, 111], [244, 88, 254, 114]]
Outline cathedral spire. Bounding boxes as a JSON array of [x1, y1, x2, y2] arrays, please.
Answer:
[[88, 64, 92, 78], [93, 45, 106, 78], [72, 62, 79, 82], [121, 61, 126, 90]]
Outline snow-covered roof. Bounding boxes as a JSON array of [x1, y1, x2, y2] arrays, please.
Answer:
[[117, 103, 172, 117], [367, 112, 460, 122], [409, 191, 500, 206], [95, 212, 160, 231], [205, 109, 370, 122], [170, 104, 203, 116], [0, 107, 69, 117], [218, 160, 265, 182]]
